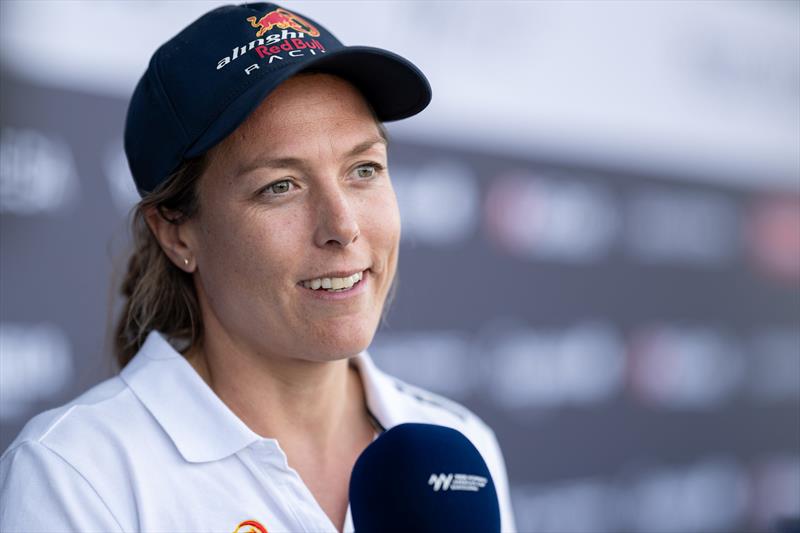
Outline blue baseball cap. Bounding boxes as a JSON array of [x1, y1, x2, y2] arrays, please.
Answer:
[[124, 2, 431, 195]]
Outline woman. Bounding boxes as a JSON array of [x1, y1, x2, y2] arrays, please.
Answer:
[[0, 3, 515, 532]]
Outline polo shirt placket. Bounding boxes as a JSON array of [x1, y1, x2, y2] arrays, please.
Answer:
[[242, 438, 353, 532]]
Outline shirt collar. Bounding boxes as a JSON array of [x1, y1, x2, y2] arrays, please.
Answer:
[[348, 348, 411, 429], [120, 331, 261, 463], [120, 331, 410, 463]]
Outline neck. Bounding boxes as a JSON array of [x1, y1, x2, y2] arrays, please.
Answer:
[[185, 331, 369, 451]]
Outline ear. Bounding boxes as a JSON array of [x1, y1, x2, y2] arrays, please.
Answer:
[[144, 206, 197, 273]]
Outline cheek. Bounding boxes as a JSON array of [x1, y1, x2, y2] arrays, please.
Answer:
[[194, 205, 305, 296], [364, 187, 401, 275]]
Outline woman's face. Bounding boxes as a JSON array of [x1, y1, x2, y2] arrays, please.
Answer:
[[184, 74, 400, 363]]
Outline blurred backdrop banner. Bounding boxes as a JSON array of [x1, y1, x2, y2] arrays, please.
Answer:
[[1, 2, 798, 532]]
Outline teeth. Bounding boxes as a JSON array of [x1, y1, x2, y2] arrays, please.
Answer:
[[303, 271, 363, 291]]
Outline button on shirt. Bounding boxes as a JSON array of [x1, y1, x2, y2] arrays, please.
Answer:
[[1, 331, 516, 533]]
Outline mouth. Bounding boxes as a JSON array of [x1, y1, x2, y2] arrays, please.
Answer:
[[299, 269, 367, 293]]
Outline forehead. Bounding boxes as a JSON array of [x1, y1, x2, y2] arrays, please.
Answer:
[[213, 73, 382, 161]]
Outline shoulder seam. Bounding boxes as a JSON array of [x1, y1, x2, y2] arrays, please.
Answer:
[[1, 379, 131, 464], [0, 405, 81, 462], [31, 378, 131, 446], [38, 404, 78, 443]]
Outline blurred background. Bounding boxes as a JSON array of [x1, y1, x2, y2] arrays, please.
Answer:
[[1, 1, 798, 532]]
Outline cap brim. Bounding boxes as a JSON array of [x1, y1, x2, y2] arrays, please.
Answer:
[[186, 46, 431, 159]]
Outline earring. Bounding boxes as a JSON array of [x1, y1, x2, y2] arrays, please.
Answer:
[[183, 257, 190, 267]]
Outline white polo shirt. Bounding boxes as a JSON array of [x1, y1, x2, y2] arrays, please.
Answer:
[[1, 331, 516, 533]]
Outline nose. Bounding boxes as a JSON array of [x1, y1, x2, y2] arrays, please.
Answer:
[[313, 185, 360, 248]]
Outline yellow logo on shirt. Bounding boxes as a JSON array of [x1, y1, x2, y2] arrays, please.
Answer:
[[233, 519, 268, 533]]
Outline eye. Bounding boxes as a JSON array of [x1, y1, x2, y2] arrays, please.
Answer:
[[353, 163, 384, 179], [356, 166, 375, 179], [262, 179, 293, 195]]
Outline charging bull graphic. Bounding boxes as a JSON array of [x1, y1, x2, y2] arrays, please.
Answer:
[[246, 8, 320, 38]]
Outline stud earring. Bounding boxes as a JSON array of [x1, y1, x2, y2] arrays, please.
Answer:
[[183, 257, 190, 267]]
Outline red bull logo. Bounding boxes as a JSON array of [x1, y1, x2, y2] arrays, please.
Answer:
[[246, 8, 320, 38]]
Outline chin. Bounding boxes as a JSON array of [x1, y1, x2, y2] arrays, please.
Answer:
[[310, 321, 378, 360]]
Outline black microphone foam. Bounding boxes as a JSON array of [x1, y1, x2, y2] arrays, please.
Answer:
[[349, 422, 501, 533]]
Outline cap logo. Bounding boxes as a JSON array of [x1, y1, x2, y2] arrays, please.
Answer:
[[246, 8, 320, 38]]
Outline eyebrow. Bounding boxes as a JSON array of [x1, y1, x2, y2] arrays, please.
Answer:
[[236, 137, 388, 177]]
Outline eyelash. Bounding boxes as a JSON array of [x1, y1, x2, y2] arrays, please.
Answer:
[[353, 162, 384, 179], [258, 163, 384, 197], [262, 179, 293, 196]]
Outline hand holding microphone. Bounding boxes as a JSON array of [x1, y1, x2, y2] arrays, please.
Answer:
[[349, 423, 501, 533]]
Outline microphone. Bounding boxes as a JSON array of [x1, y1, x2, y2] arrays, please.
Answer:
[[349, 423, 501, 533]]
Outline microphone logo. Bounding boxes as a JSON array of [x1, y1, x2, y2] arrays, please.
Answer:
[[428, 473, 454, 491], [428, 473, 488, 492]]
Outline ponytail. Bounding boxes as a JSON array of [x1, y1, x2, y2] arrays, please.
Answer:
[[113, 156, 206, 368]]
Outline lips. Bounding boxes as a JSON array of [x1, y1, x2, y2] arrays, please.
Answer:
[[298, 270, 370, 300], [299, 269, 368, 292]]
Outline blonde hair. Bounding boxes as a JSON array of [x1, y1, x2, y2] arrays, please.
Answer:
[[113, 156, 207, 368]]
